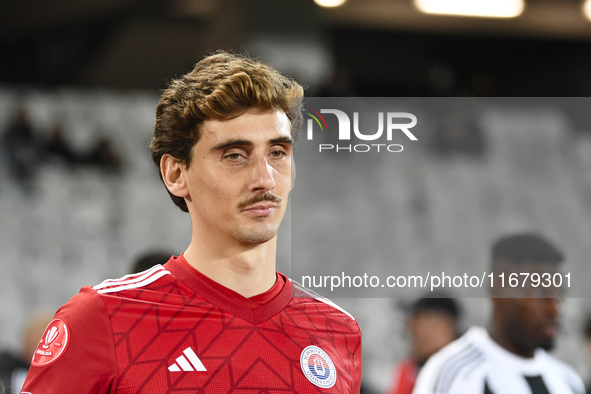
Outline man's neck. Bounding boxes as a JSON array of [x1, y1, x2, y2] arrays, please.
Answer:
[[183, 237, 278, 298]]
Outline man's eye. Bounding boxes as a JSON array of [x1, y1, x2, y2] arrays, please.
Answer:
[[270, 150, 286, 158], [226, 153, 242, 160]]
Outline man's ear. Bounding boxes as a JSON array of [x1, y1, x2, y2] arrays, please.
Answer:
[[161, 154, 189, 199]]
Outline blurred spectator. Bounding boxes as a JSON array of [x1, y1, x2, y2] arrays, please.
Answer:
[[385, 295, 461, 394], [130, 250, 174, 274], [42, 122, 78, 167], [82, 136, 122, 173], [0, 312, 52, 394], [1, 105, 40, 191], [40, 124, 122, 174]]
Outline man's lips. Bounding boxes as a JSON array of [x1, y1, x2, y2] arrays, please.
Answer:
[[243, 204, 277, 217]]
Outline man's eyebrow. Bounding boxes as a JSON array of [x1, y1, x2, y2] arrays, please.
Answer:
[[270, 136, 292, 145], [211, 139, 253, 151], [212, 137, 292, 151]]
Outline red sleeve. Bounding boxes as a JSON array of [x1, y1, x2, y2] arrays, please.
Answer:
[[353, 332, 362, 394], [21, 287, 118, 393]]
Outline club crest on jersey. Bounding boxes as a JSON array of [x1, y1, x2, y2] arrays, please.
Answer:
[[32, 319, 69, 366], [300, 345, 337, 388]]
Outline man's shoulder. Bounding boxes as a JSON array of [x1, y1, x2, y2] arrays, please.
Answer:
[[415, 328, 587, 394], [48, 265, 178, 323], [425, 326, 489, 365], [413, 327, 490, 394], [286, 279, 360, 333], [538, 349, 581, 372], [90, 264, 175, 295], [537, 350, 586, 392]]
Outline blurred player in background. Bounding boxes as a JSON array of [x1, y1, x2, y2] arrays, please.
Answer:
[[1, 105, 39, 193], [22, 51, 362, 393], [413, 233, 585, 394], [385, 296, 461, 394], [129, 250, 174, 274], [0, 312, 52, 394]]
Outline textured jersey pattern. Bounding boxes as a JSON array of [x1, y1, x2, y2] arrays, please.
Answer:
[[97, 263, 360, 393]]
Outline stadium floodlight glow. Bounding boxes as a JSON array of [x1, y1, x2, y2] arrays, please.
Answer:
[[314, 0, 347, 8], [584, 0, 591, 22], [414, 0, 524, 18]]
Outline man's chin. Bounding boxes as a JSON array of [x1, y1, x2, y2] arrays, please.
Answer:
[[539, 338, 556, 352], [234, 226, 279, 245]]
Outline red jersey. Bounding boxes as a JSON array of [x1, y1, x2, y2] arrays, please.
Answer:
[[22, 255, 362, 393], [384, 359, 418, 394]]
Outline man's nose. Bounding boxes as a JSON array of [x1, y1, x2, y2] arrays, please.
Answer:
[[250, 156, 275, 192], [546, 298, 561, 318]]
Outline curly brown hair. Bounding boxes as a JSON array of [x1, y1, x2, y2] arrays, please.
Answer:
[[150, 51, 304, 212]]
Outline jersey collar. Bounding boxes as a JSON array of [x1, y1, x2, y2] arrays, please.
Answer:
[[164, 255, 292, 325]]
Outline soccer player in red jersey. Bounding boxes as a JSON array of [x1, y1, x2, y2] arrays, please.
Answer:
[[22, 52, 362, 393]]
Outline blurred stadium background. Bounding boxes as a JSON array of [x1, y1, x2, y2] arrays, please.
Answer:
[[2, 0, 591, 392]]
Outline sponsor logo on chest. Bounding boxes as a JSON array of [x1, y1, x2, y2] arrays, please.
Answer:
[[300, 345, 337, 389]]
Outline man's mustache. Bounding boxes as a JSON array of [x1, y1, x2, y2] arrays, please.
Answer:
[[238, 193, 282, 209]]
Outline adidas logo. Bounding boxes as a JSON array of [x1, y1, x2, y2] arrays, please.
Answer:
[[168, 347, 207, 372]]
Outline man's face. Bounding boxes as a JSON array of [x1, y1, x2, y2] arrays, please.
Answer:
[[504, 297, 560, 353], [497, 261, 562, 353], [181, 108, 293, 245], [408, 310, 456, 364]]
